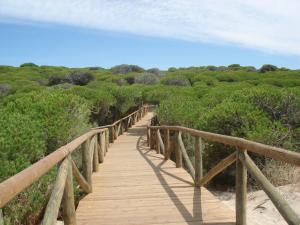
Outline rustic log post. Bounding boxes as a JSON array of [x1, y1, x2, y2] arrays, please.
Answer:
[[109, 127, 114, 143], [147, 126, 150, 147], [62, 156, 76, 225], [42, 158, 69, 225], [98, 133, 104, 163], [241, 151, 300, 225], [150, 129, 155, 149], [114, 125, 118, 140], [236, 150, 247, 225], [175, 131, 182, 168], [164, 129, 170, 160], [194, 136, 203, 187], [0, 209, 3, 225], [120, 121, 123, 135], [93, 136, 99, 172], [156, 129, 160, 154], [82, 139, 92, 191], [105, 129, 109, 153]]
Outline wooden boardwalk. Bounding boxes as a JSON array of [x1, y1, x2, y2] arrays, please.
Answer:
[[76, 112, 235, 225]]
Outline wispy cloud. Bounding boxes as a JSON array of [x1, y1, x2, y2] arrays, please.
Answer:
[[0, 0, 299, 55]]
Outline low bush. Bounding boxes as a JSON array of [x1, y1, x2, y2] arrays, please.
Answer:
[[134, 73, 159, 85], [48, 72, 94, 86], [146, 68, 161, 75], [66, 72, 94, 86], [111, 64, 144, 74], [162, 75, 191, 86], [3, 89, 91, 153], [0, 84, 11, 95], [259, 64, 278, 73], [20, 62, 39, 68]]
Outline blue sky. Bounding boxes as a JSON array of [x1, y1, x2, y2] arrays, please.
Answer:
[[0, 0, 299, 69]]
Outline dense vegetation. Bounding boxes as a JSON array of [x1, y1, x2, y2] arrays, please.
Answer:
[[0, 63, 299, 224]]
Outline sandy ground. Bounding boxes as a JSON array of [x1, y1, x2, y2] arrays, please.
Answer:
[[212, 183, 300, 225]]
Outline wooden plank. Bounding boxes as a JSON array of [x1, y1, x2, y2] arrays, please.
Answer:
[[76, 112, 235, 225]]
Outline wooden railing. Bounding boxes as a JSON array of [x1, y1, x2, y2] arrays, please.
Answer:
[[0, 105, 149, 225], [147, 125, 300, 225]]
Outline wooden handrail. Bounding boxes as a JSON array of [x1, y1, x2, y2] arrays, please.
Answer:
[[148, 125, 300, 166], [0, 105, 148, 211], [149, 122, 300, 225]]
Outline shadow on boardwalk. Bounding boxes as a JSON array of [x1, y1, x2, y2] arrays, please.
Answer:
[[126, 124, 234, 225]]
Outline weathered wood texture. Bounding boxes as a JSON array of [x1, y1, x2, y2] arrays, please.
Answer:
[[42, 158, 69, 225], [194, 136, 203, 187], [178, 132, 195, 180], [62, 156, 76, 225], [148, 125, 300, 166], [200, 151, 237, 186], [71, 159, 91, 194], [236, 151, 247, 225], [76, 112, 235, 225], [241, 151, 300, 225]]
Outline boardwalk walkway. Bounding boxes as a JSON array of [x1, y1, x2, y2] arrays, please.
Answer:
[[76, 112, 235, 225]]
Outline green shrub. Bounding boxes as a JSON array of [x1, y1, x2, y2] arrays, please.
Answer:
[[111, 64, 144, 74], [20, 62, 39, 68], [0, 110, 45, 181], [146, 68, 161, 75], [259, 64, 278, 73], [162, 75, 191, 86], [134, 73, 159, 85], [3, 89, 91, 153]]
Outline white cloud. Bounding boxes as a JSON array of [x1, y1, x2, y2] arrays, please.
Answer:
[[0, 0, 299, 55]]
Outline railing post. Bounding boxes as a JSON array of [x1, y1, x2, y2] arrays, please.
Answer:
[[175, 131, 182, 168], [105, 129, 109, 153], [194, 136, 203, 187], [114, 125, 118, 140], [150, 129, 155, 150], [62, 156, 76, 225], [147, 126, 150, 147], [109, 127, 114, 143], [93, 136, 99, 172], [236, 150, 247, 225], [156, 129, 160, 154], [98, 133, 104, 163], [82, 139, 92, 191], [164, 129, 170, 160]]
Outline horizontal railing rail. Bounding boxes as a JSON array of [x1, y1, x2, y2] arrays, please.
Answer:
[[147, 124, 300, 225], [0, 105, 149, 225]]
